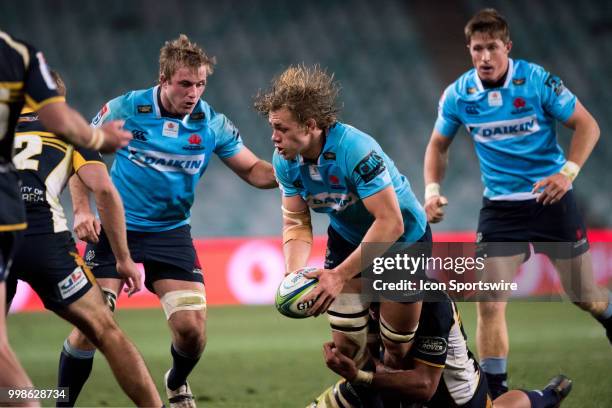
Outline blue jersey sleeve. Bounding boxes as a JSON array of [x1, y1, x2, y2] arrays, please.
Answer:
[[210, 112, 244, 159], [346, 136, 392, 199], [272, 152, 298, 197], [434, 84, 462, 138], [538, 69, 576, 123], [91, 93, 134, 127]]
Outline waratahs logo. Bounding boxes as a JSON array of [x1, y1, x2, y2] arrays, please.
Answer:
[[183, 133, 205, 151]]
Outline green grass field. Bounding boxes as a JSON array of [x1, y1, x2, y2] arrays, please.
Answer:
[[8, 302, 612, 407]]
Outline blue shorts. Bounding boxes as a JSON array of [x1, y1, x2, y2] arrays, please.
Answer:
[[85, 225, 204, 292], [7, 232, 95, 311], [476, 190, 589, 260]]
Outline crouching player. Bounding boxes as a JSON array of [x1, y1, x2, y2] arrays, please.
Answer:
[[255, 64, 430, 403], [318, 291, 572, 408]]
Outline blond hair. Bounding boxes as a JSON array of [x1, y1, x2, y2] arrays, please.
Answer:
[[159, 34, 216, 81], [254, 64, 340, 129], [464, 8, 510, 44]]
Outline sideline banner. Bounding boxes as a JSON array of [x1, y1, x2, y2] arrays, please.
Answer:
[[9, 230, 612, 312]]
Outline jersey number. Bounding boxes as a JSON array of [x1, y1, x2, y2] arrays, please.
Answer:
[[13, 135, 43, 170]]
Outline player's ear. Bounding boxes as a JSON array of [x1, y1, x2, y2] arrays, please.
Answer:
[[305, 118, 317, 132], [159, 74, 168, 85], [505, 40, 513, 53]]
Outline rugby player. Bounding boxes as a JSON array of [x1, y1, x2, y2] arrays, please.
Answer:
[[255, 64, 429, 402], [317, 292, 573, 408], [423, 9, 612, 397], [8, 70, 161, 407], [0, 29, 131, 404], [59, 34, 277, 408]]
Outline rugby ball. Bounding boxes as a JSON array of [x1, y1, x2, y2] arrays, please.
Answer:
[[275, 266, 319, 318]]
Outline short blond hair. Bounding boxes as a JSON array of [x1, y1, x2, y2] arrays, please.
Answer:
[[254, 64, 340, 129], [159, 34, 216, 81], [465, 8, 510, 44]]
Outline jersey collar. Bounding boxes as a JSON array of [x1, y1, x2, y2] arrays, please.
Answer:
[[475, 58, 514, 92]]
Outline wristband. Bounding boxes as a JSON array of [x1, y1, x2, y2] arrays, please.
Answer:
[[86, 128, 105, 150], [560, 161, 580, 182], [353, 369, 374, 386], [425, 183, 441, 201]]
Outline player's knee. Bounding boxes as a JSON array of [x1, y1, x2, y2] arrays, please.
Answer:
[[67, 327, 96, 351], [327, 300, 370, 368], [170, 311, 206, 354], [101, 288, 118, 313]]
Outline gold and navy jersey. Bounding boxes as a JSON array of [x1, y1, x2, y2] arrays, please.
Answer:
[[410, 291, 481, 407], [0, 29, 64, 231], [14, 111, 104, 234]]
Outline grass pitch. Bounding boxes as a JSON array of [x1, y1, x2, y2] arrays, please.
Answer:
[[8, 301, 612, 407]]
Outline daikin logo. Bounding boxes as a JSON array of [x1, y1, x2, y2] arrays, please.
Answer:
[[468, 115, 540, 143], [127, 146, 204, 174]]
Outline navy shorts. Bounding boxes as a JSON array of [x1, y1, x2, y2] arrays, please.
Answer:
[[85, 225, 204, 292], [324, 225, 433, 270], [476, 190, 589, 260], [6, 232, 95, 311]]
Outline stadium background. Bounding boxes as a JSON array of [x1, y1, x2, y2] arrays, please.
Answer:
[[2, 0, 611, 407]]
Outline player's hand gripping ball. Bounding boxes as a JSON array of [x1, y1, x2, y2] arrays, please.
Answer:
[[275, 266, 319, 318]]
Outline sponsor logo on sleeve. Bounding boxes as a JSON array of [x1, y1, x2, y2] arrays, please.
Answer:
[[58, 267, 89, 299], [544, 74, 566, 96], [416, 336, 448, 356], [91, 104, 110, 127], [355, 151, 386, 183]]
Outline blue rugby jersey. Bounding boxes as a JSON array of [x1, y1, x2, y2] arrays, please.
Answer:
[[434, 59, 576, 199], [92, 86, 243, 231], [274, 122, 427, 245]]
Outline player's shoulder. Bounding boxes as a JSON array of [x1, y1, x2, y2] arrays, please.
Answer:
[[0, 31, 36, 74], [513, 59, 548, 83], [330, 122, 378, 153], [444, 68, 481, 100]]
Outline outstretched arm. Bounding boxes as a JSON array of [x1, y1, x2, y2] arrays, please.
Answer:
[[222, 147, 278, 189], [37, 102, 131, 153]]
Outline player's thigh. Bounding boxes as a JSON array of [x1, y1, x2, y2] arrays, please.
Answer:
[[153, 278, 207, 335], [11, 232, 98, 312], [553, 251, 607, 303]]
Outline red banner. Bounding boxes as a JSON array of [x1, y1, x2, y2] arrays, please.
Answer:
[[9, 230, 612, 313]]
